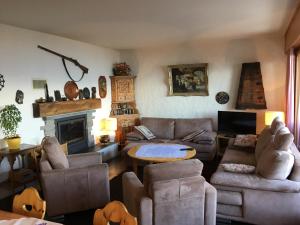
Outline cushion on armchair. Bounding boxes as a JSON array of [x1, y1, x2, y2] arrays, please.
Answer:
[[42, 136, 69, 169]]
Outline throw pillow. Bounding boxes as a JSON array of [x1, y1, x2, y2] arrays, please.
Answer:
[[126, 131, 145, 141], [256, 148, 294, 180], [181, 129, 206, 142], [134, 125, 156, 140], [255, 127, 273, 161], [41, 136, 69, 169], [274, 132, 294, 150], [221, 163, 256, 174], [234, 134, 257, 148], [191, 130, 215, 144], [270, 118, 285, 135]]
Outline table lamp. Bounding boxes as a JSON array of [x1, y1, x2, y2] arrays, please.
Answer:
[[100, 118, 117, 143], [264, 111, 285, 126]]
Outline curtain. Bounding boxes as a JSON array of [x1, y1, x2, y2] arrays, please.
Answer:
[[286, 48, 300, 147], [286, 49, 295, 131], [295, 51, 300, 147]]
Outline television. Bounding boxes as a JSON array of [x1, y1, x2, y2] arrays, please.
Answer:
[[218, 111, 256, 135]]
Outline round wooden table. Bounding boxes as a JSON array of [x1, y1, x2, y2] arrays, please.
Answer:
[[127, 143, 196, 174]]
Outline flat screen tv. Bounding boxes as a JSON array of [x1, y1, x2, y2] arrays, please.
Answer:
[[218, 111, 256, 135]]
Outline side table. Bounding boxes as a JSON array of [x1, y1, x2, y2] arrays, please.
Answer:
[[87, 142, 119, 162], [0, 144, 41, 193]]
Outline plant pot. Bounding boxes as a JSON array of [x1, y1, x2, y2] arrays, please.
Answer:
[[5, 137, 21, 150]]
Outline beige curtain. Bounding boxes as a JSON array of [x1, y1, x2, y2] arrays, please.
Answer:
[[295, 51, 300, 147]]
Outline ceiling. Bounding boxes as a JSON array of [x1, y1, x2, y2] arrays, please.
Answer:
[[0, 0, 298, 50]]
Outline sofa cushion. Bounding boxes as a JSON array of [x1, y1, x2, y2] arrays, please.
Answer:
[[126, 131, 145, 141], [256, 148, 294, 180], [181, 129, 205, 142], [289, 142, 300, 182], [217, 190, 242, 206], [143, 159, 203, 194], [174, 118, 213, 139], [274, 133, 294, 150], [141, 117, 175, 139], [255, 126, 274, 161], [233, 134, 257, 148], [191, 131, 216, 144], [42, 136, 69, 169], [211, 167, 300, 193], [171, 140, 216, 153], [221, 163, 255, 174], [221, 149, 256, 166], [134, 125, 156, 140], [270, 118, 285, 135]]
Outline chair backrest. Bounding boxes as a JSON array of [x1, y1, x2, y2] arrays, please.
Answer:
[[93, 201, 137, 225], [12, 187, 46, 219]]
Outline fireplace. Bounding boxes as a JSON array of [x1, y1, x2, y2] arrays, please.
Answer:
[[41, 110, 96, 155], [55, 115, 88, 154]]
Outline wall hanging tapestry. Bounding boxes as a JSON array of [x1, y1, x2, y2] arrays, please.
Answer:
[[236, 62, 267, 109]]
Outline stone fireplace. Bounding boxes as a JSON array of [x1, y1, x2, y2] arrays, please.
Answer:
[[41, 110, 96, 154]]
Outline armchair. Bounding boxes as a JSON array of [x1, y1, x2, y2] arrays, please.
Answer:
[[122, 159, 217, 225], [39, 137, 110, 217]]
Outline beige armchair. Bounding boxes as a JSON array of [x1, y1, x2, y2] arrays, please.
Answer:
[[39, 136, 110, 217], [122, 159, 217, 225]]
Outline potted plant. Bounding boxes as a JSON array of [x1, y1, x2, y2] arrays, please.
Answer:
[[0, 104, 22, 150]]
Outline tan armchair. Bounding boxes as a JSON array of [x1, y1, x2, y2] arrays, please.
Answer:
[[39, 136, 110, 217], [122, 159, 217, 225]]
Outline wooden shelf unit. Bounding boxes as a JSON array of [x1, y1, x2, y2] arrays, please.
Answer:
[[33, 98, 101, 117], [110, 76, 139, 143]]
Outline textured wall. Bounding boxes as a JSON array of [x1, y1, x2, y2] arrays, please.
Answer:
[[121, 34, 286, 133]]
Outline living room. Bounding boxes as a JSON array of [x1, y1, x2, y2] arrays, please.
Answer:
[[0, 0, 299, 225]]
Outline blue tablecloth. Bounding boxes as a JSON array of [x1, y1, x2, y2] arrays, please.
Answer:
[[135, 144, 188, 158]]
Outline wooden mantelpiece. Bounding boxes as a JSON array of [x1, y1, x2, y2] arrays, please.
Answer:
[[33, 98, 101, 118]]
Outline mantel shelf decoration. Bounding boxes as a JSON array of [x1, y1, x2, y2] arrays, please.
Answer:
[[33, 98, 101, 118], [236, 62, 267, 109]]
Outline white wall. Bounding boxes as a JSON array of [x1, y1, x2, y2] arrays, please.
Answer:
[[120, 34, 286, 133], [0, 24, 119, 179]]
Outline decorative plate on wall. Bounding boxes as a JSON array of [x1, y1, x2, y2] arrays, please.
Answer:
[[64, 81, 79, 100], [98, 76, 107, 98], [216, 91, 229, 104], [0, 74, 5, 91]]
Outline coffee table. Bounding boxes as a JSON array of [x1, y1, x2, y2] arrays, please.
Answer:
[[127, 143, 196, 174]]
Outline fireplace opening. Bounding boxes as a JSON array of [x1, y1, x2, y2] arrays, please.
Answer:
[[55, 115, 88, 154]]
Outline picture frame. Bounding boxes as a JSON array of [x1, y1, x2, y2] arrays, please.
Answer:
[[168, 63, 208, 96]]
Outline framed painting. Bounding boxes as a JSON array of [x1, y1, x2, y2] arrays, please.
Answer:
[[168, 63, 208, 96]]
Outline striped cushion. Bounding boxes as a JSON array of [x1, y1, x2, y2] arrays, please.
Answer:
[[134, 125, 156, 140], [182, 129, 206, 142]]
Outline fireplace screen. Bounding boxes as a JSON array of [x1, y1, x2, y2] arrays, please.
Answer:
[[55, 115, 88, 154]]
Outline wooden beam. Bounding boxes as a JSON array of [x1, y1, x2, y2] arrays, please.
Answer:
[[33, 98, 101, 117], [285, 3, 300, 51]]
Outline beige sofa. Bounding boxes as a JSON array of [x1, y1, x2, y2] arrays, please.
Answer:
[[210, 118, 300, 225], [124, 117, 217, 161]]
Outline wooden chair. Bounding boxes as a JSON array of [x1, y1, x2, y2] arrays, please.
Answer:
[[93, 201, 137, 225], [12, 187, 46, 219]]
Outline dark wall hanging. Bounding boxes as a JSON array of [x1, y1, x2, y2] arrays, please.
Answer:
[[15, 90, 24, 104], [83, 87, 90, 99], [91, 87, 96, 98], [216, 91, 229, 104], [98, 76, 107, 98], [0, 74, 5, 91], [38, 45, 89, 82], [236, 62, 267, 109]]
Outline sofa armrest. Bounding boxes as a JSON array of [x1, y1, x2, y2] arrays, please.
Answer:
[[122, 172, 145, 217], [204, 182, 217, 225], [139, 197, 153, 225], [40, 164, 109, 216], [67, 152, 102, 168]]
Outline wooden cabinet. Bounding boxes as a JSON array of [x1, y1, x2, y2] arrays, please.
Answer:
[[110, 76, 139, 143]]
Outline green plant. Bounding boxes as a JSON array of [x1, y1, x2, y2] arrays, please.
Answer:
[[0, 104, 22, 138]]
